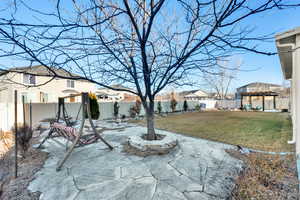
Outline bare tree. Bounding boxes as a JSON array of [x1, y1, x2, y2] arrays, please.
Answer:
[[203, 57, 241, 99], [0, 0, 299, 140]]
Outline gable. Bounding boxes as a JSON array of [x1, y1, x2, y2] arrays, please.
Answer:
[[193, 90, 208, 97]]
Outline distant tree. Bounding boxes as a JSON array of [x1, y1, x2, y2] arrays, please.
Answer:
[[183, 100, 188, 112], [195, 104, 200, 111], [129, 106, 137, 118], [203, 57, 241, 100], [157, 101, 162, 114], [113, 102, 120, 119], [129, 99, 142, 118], [135, 99, 142, 116]]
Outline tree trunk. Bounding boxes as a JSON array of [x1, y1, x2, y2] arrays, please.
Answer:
[[144, 100, 157, 140]]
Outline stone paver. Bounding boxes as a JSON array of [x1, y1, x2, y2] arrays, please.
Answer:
[[28, 121, 243, 200]]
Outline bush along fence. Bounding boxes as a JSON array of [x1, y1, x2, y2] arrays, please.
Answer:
[[0, 100, 200, 130], [0, 98, 290, 131]]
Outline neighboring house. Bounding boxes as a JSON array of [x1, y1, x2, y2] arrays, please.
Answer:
[[96, 91, 121, 102], [275, 27, 300, 155], [96, 84, 138, 102], [178, 89, 210, 101], [236, 82, 285, 99], [0, 65, 97, 103], [154, 92, 172, 101], [207, 92, 235, 100], [154, 89, 211, 101]]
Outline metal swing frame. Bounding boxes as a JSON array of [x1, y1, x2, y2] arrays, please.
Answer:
[[38, 92, 113, 171]]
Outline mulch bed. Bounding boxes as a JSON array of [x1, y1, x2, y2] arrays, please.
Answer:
[[0, 132, 48, 200], [227, 149, 299, 200]]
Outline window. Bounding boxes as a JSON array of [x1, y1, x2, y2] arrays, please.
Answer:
[[67, 80, 75, 88], [23, 74, 36, 85]]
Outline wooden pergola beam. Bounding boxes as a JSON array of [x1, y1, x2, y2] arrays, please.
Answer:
[[262, 95, 265, 111], [240, 91, 279, 97]]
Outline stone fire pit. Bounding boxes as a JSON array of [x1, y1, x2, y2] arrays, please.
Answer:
[[126, 134, 178, 156]]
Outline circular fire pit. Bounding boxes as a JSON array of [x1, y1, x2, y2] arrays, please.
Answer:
[[126, 134, 178, 156]]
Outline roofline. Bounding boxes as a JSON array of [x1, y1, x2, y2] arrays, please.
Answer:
[[237, 82, 281, 89], [8, 65, 81, 77], [276, 43, 294, 80], [2, 65, 94, 83], [275, 26, 300, 41], [275, 27, 299, 80]]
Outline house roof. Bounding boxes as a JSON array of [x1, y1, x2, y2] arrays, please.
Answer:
[[275, 27, 300, 80], [178, 90, 199, 96], [1, 65, 83, 79], [178, 89, 208, 97], [98, 84, 135, 92], [0, 69, 8, 76], [110, 84, 133, 91], [95, 91, 119, 97], [275, 26, 300, 41], [237, 82, 281, 89]]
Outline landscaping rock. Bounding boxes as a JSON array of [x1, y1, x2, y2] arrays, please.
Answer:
[[126, 134, 178, 156]]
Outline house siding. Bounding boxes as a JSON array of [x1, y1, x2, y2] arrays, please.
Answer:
[[0, 72, 97, 103]]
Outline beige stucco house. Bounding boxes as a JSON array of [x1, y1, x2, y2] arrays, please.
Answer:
[[177, 89, 210, 101], [0, 65, 97, 103], [275, 27, 300, 155]]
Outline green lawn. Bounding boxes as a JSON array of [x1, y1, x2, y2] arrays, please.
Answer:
[[134, 111, 294, 152]]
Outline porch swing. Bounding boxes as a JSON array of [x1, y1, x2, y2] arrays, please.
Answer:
[[38, 92, 113, 171]]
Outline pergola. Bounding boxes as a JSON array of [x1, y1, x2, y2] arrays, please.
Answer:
[[240, 91, 279, 111]]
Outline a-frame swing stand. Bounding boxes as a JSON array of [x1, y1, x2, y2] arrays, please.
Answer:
[[38, 92, 113, 171]]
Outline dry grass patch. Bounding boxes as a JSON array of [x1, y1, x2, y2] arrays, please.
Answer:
[[0, 131, 48, 200], [228, 150, 298, 200], [0, 130, 14, 158]]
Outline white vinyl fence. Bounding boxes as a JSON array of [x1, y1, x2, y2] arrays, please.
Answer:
[[0, 98, 290, 131], [216, 98, 290, 110], [0, 103, 25, 131], [0, 100, 199, 131]]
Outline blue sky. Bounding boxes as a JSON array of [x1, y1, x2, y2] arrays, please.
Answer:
[[231, 6, 300, 89]]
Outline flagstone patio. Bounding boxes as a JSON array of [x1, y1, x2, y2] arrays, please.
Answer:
[[28, 121, 242, 200]]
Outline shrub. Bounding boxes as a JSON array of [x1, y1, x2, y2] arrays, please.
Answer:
[[183, 100, 188, 112], [135, 99, 142, 115], [113, 102, 120, 119], [170, 98, 177, 112], [129, 106, 137, 118], [88, 93, 100, 119], [11, 124, 32, 158], [195, 104, 200, 111], [129, 99, 142, 118], [157, 101, 162, 114]]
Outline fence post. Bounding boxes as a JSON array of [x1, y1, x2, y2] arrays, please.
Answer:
[[23, 96, 26, 127], [14, 90, 18, 178]]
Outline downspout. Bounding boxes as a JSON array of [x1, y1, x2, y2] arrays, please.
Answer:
[[276, 41, 296, 144]]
